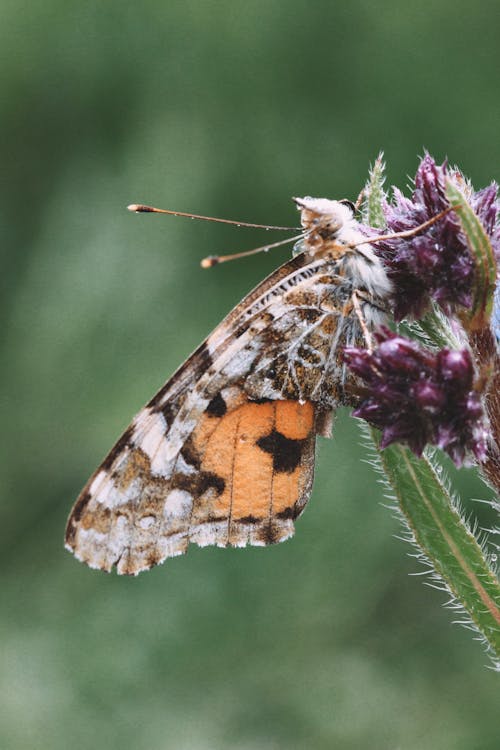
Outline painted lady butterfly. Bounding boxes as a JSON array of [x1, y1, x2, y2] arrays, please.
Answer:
[[65, 197, 392, 574]]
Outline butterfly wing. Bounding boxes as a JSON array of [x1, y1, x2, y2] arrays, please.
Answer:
[[66, 252, 357, 574]]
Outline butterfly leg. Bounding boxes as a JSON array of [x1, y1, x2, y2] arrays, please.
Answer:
[[351, 290, 374, 351]]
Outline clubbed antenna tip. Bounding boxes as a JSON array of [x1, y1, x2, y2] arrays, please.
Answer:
[[127, 204, 153, 213], [200, 256, 219, 269]]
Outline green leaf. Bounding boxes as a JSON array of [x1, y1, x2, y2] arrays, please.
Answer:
[[445, 180, 497, 330], [405, 302, 462, 351], [372, 431, 500, 666]]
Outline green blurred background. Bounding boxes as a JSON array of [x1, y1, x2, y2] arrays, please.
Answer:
[[1, 1, 499, 748]]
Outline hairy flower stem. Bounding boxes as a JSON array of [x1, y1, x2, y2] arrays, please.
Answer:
[[469, 327, 500, 495], [375, 436, 500, 663]]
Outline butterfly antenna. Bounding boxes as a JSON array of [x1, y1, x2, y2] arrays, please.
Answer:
[[127, 204, 300, 231], [352, 205, 458, 246], [201, 233, 305, 268]]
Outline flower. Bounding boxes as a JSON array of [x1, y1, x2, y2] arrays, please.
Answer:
[[375, 154, 500, 321], [343, 328, 489, 466]]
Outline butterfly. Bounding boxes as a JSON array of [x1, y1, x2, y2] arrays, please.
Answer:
[[65, 196, 392, 575]]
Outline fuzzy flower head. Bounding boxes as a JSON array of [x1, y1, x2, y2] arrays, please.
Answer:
[[343, 328, 489, 466], [376, 154, 500, 321]]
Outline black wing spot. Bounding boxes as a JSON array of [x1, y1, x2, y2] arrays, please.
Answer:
[[206, 392, 227, 417], [171, 469, 225, 497], [198, 471, 226, 496], [180, 436, 202, 471], [152, 400, 177, 425], [256, 429, 306, 473], [275, 506, 297, 520]]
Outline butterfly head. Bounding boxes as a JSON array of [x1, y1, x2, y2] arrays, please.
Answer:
[[293, 196, 392, 300], [293, 196, 355, 238], [293, 196, 360, 261]]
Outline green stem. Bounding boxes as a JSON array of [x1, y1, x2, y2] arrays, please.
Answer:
[[376, 436, 500, 663]]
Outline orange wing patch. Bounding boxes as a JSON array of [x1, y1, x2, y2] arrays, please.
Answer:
[[186, 397, 316, 547]]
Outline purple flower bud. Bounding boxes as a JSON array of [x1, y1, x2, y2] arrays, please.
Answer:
[[343, 328, 490, 466], [375, 154, 499, 321], [438, 349, 472, 385], [413, 381, 445, 413]]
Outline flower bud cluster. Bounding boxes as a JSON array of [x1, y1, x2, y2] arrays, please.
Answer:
[[375, 154, 500, 321], [344, 329, 488, 466]]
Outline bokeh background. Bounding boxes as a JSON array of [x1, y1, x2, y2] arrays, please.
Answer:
[[1, 1, 499, 748]]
